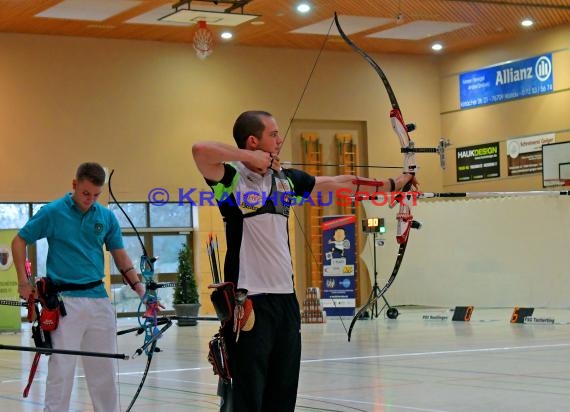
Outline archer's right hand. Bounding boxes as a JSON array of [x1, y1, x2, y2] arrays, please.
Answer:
[[18, 283, 35, 301], [246, 150, 274, 175]]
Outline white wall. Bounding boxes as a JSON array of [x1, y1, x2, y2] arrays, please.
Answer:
[[363, 195, 570, 308]]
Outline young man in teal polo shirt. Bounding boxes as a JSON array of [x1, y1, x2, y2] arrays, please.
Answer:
[[12, 162, 145, 412]]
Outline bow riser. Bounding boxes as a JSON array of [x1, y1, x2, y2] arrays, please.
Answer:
[[390, 110, 411, 146], [388, 109, 416, 245], [389, 110, 417, 175], [396, 203, 413, 244]]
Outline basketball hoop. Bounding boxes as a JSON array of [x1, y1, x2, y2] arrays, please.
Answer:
[[193, 20, 214, 60]]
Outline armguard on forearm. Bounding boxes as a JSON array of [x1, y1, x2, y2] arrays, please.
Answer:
[[120, 266, 141, 290]]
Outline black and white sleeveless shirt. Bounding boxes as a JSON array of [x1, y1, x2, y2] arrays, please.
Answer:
[[207, 162, 315, 295]]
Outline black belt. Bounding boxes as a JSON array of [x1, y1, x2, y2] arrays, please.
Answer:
[[53, 279, 104, 292]]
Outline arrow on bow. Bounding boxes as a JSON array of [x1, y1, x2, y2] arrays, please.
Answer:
[[282, 161, 403, 169], [331, 12, 447, 341]]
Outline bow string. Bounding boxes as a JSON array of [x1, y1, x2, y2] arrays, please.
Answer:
[[108, 169, 174, 412]]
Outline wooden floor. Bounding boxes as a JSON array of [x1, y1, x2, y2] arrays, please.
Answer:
[[1, 307, 570, 411]]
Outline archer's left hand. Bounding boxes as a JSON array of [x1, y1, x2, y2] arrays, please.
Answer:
[[396, 173, 419, 191]]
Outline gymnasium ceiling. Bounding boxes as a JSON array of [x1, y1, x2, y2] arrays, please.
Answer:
[[1, 0, 569, 55]]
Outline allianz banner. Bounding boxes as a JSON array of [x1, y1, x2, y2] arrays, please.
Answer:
[[460, 53, 553, 109]]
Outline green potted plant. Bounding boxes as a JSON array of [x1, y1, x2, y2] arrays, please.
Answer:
[[173, 243, 200, 326]]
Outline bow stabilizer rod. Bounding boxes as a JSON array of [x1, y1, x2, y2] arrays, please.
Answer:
[[419, 190, 570, 198], [0, 344, 129, 359]]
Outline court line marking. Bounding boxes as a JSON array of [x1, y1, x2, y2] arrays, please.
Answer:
[[2, 342, 569, 385], [300, 343, 570, 364], [298, 394, 449, 412]]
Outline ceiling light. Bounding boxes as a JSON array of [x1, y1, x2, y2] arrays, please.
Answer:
[[221, 31, 233, 40], [296, 3, 311, 13], [521, 18, 534, 27], [431, 43, 443, 51]]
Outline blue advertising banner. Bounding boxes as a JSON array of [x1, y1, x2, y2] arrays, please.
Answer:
[[460, 53, 553, 109], [321, 215, 356, 317]]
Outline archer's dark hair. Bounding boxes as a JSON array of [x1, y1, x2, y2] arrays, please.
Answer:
[[232, 110, 273, 149], [76, 162, 106, 186]]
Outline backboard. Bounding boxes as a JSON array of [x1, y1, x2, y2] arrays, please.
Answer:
[[542, 141, 570, 187]]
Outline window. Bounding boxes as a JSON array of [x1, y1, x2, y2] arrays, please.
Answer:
[[150, 203, 192, 228], [31, 204, 48, 276], [0, 203, 48, 274], [0, 201, 197, 318], [108, 203, 146, 228], [0, 204, 29, 228], [154, 234, 187, 274], [108, 202, 195, 316]]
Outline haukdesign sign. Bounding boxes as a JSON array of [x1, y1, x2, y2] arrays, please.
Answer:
[[460, 53, 553, 109], [456, 142, 500, 182]]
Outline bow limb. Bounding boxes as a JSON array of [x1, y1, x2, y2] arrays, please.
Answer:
[[333, 12, 417, 170], [334, 13, 418, 340], [347, 240, 408, 341], [125, 340, 157, 412], [125, 316, 174, 411]]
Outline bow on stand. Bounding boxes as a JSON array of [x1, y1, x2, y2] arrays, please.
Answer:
[[331, 13, 449, 341], [108, 170, 176, 412]]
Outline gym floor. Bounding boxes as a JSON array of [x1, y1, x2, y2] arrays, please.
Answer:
[[1, 307, 569, 411]]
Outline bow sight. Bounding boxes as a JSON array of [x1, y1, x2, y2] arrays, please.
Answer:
[[400, 137, 452, 170]]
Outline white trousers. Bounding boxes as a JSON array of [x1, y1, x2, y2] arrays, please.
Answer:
[[44, 297, 119, 412]]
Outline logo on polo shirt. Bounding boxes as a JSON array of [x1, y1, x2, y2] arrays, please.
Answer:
[[94, 223, 104, 234]]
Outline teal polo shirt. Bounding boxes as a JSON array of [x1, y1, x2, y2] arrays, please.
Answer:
[[19, 193, 124, 298]]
